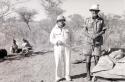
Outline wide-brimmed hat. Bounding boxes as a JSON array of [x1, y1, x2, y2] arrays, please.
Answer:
[[89, 4, 100, 11], [57, 15, 66, 21]]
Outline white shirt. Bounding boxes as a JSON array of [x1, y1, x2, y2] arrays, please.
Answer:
[[50, 25, 71, 46]]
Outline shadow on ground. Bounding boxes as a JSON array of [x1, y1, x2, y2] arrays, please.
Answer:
[[71, 73, 86, 79], [0, 50, 53, 62], [57, 73, 86, 81]]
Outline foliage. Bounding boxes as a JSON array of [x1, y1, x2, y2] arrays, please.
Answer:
[[40, 0, 64, 21], [16, 7, 37, 30], [0, 0, 125, 52]]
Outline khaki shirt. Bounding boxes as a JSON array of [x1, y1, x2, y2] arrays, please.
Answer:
[[50, 25, 71, 46], [83, 17, 105, 45]]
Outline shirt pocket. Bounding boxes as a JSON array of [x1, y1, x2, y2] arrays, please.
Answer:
[[55, 32, 62, 38], [54, 32, 63, 41]]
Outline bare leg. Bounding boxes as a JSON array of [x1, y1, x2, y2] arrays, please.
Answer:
[[94, 56, 99, 65], [86, 55, 92, 81], [93, 46, 101, 65]]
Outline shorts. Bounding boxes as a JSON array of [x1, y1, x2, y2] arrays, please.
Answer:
[[83, 44, 101, 56]]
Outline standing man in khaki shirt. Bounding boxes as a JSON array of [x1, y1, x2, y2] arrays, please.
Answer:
[[83, 4, 106, 81], [50, 15, 71, 82]]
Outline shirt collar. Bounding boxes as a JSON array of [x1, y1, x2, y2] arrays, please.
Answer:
[[55, 24, 65, 30]]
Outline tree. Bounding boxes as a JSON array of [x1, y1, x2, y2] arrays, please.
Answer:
[[0, 0, 10, 22], [16, 7, 37, 30], [0, 0, 30, 22], [68, 14, 84, 30], [67, 14, 84, 46], [40, 0, 64, 21]]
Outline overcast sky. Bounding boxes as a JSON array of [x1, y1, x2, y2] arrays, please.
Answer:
[[16, 0, 125, 21]]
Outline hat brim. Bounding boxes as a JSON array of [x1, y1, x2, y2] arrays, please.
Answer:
[[57, 19, 66, 22], [89, 9, 100, 11]]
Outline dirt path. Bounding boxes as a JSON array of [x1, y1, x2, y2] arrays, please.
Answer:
[[0, 51, 122, 82]]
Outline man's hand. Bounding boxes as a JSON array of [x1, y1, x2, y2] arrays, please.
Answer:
[[89, 34, 97, 39], [92, 35, 97, 39], [103, 28, 107, 34], [91, 28, 107, 39], [56, 40, 63, 46]]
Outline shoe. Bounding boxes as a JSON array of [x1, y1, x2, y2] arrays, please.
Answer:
[[84, 77, 91, 82], [55, 76, 61, 82], [65, 75, 71, 81], [86, 76, 91, 81], [92, 76, 97, 82]]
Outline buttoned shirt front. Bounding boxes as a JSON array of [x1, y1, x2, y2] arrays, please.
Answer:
[[50, 25, 71, 46], [83, 17, 105, 46]]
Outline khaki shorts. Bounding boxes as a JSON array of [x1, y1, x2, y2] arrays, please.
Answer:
[[83, 44, 101, 56]]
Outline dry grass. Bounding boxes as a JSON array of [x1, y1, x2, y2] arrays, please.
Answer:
[[0, 51, 124, 82]]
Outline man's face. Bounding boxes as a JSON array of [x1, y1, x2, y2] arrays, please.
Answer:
[[57, 20, 66, 28], [90, 10, 99, 18]]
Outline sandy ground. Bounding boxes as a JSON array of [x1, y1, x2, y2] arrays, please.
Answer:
[[0, 51, 124, 82]]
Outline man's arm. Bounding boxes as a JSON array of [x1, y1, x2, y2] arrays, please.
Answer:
[[83, 18, 94, 39], [95, 28, 107, 38], [50, 29, 58, 45], [94, 19, 107, 38], [83, 26, 93, 39]]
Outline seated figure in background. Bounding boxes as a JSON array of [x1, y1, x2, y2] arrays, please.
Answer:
[[11, 39, 18, 53], [11, 39, 22, 54], [21, 38, 33, 56]]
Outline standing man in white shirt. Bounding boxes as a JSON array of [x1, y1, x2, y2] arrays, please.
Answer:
[[50, 15, 71, 82]]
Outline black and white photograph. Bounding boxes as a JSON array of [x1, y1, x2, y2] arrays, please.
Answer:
[[0, 0, 125, 82]]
